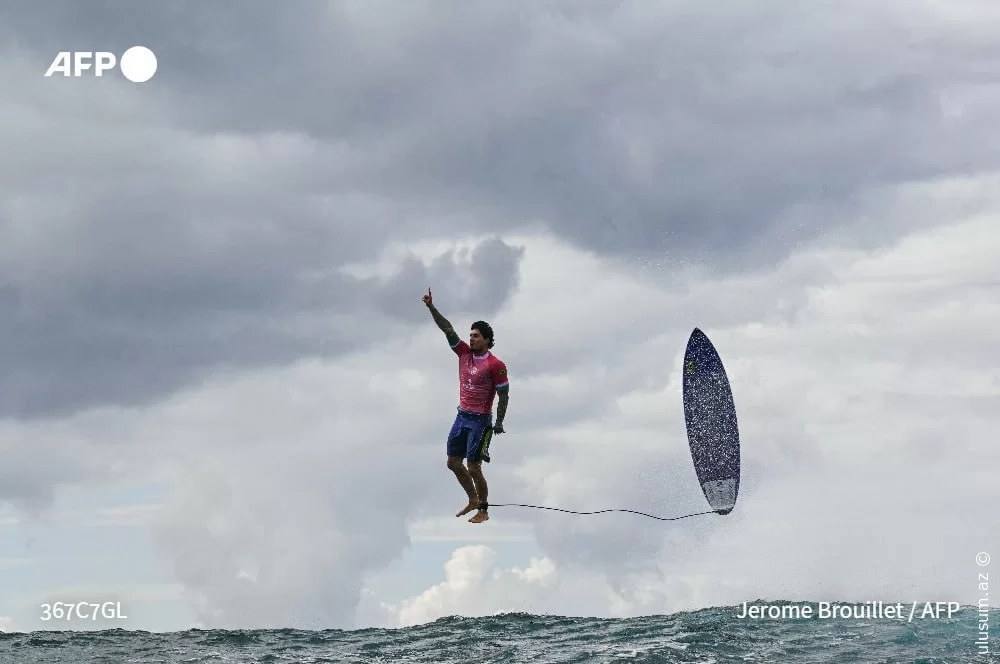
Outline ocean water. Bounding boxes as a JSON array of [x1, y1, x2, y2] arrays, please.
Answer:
[[1, 604, 995, 663]]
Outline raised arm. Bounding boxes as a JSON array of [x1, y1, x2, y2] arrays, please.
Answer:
[[422, 288, 460, 347]]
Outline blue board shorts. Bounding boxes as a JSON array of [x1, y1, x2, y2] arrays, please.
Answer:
[[447, 408, 494, 463]]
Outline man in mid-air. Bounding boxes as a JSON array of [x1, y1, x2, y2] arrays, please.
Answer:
[[422, 287, 508, 524]]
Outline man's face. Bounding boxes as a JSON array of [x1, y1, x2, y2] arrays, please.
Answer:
[[469, 329, 487, 353]]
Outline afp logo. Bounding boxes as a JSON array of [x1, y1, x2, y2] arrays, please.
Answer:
[[44, 46, 157, 83]]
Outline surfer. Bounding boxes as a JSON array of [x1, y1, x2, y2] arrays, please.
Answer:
[[422, 287, 508, 524]]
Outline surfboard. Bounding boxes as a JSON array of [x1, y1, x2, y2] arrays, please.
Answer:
[[682, 327, 740, 515]]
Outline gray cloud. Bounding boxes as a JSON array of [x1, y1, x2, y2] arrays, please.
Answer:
[[0, 125, 522, 417], [4, 0, 999, 420], [9, 1, 999, 261]]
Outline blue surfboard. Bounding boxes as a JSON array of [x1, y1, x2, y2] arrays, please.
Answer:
[[682, 328, 740, 515]]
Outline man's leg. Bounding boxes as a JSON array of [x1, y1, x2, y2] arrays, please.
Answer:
[[447, 456, 479, 516], [467, 460, 488, 523], [446, 414, 480, 517]]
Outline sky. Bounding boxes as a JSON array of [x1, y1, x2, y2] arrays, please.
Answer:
[[1, 0, 998, 633]]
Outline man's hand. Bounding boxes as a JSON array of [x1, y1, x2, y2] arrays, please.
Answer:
[[424, 288, 458, 344], [493, 423, 505, 434]]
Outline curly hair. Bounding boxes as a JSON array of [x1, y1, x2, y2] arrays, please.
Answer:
[[471, 320, 495, 349]]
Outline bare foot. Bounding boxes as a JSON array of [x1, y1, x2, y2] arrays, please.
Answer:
[[469, 510, 489, 524], [456, 502, 477, 517]]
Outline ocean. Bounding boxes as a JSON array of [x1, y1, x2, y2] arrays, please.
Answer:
[[1, 603, 995, 663]]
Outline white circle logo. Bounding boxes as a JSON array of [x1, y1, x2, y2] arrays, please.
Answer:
[[119, 46, 157, 83]]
